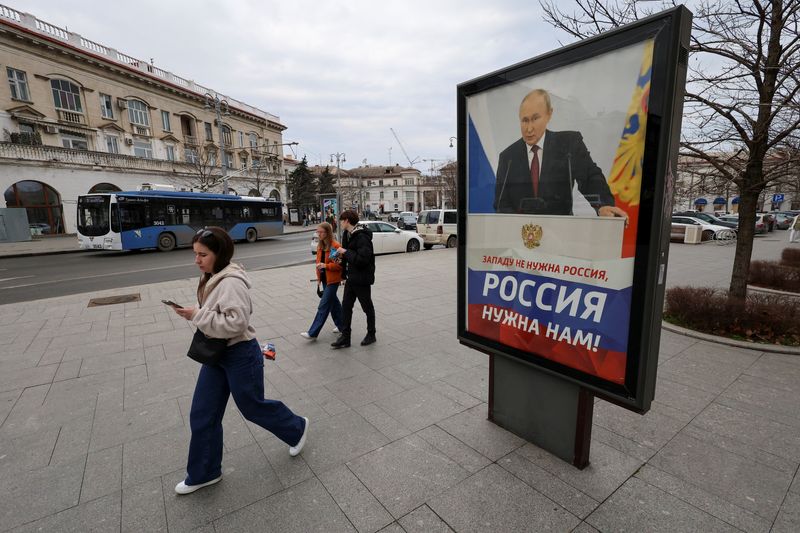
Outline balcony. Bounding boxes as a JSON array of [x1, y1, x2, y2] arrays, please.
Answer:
[[133, 125, 151, 136], [183, 135, 198, 146], [56, 109, 85, 124]]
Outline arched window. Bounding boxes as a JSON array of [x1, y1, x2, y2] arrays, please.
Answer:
[[88, 183, 121, 193], [248, 189, 261, 197], [127, 99, 150, 126], [50, 79, 82, 112], [4, 180, 65, 234], [268, 190, 280, 201]]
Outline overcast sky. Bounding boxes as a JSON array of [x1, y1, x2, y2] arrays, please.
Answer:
[[20, 0, 568, 171]]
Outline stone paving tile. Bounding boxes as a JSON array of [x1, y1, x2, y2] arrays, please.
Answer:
[[439, 365, 489, 403], [324, 370, 406, 408], [427, 380, 483, 410], [89, 398, 183, 452], [0, 363, 57, 393], [498, 452, 600, 519], [121, 476, 168, 533], [80, 444, 123, 504], [347, 434, 471, 519], [398, 504, 455, 533], [303, 384, 352, 417], [0, 458, 84, 530], [634, 464, 772, 532], [690, 402, 800, 463], [254, 433, 315, 489], [54, 358, 82, 382], [353, 402, 413, 442], [516, 441, 643, 503], [772, 491, 800, 533], [586, 476, 736, 533], [572, 522, 601, 533], [213, 476, 356, 533], [715, 373, 800, 429], [657, 352, 745, 394], [744, 353, 800, 389], [590, 425, 658, 463], [11, 491, 121, 533], [652, 375, 719, 418], [78, 348, 145, 377], [429, 464, 580, 532], [318, 464, 394, 533], [417, 424, 492, 474], [649, 430, 792, 520], [62, 339, 127, 361], [299, 409, 389, 474], [593, 399, 687, 451], [0, 426, 59, 476], [49, 414, 94, 465], [392, 354, 464, 384], [0, 388, 20, 426], [162, 443, 283, 533], [436, 404, 526, 461], [122, 423, 189, 488], [375, 385, 466, 433]]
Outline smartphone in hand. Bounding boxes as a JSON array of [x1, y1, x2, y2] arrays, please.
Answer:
[[161, 299, 183, 309]]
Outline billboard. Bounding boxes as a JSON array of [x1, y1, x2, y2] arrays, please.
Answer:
[[457, 7, 691, 412]]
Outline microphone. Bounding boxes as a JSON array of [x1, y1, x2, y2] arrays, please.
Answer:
[[494, 160, 512, 213], [567, 151, 574, 215]]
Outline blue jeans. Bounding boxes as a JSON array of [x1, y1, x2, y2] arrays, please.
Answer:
[[307, 282, 343, 337], [185, 339, 305, 485]]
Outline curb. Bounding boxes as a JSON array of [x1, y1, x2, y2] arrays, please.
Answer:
[[661, 320, 800, 355], [747, 285, 800, 298]]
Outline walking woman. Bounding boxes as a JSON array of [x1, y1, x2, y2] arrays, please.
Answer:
[[301, 222, 344, 340], [171, 227, 309, 495]]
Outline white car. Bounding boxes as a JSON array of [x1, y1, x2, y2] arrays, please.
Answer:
[[671, 215, 731, 241], [310, 222, 423, 254]]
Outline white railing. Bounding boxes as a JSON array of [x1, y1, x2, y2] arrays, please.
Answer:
[[0, 3, 280, 124]]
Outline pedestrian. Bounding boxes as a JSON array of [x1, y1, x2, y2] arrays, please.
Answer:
[[331, 210, 376, 348], [171, 227, 309, 495], [790, 214, 800, 243], [301, 222, 344, 340]]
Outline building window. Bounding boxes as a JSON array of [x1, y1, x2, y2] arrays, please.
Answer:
[[222, 126, 232, 147], [105, 135, 119, 154], [238, 131, 244, 147], [405, 178, 413, 186], [127, 100, 150, 126], [249, 133, 258, 149], [133, 139, 153, 158], [7, 68, 30, 101], [365, 192, 370, 201], [161, 110, 171, 131], [252, 157, 261, 169], [99, 94, 114, 119], [393, 191, 398, 199], [204, 122, 213, 141], [185, 147, 198, 164], [405, 191, 414, 201], [379, 179, 384, 186], [379, 191, 384, 200], [166, 145, 175, 161], [61, 133, 88, 150], [51, 79, 82, 112], [240, 154, 248, 169], [393, 179, 398, 186]]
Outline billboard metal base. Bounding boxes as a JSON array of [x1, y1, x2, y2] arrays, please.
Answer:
[[489, 354, 593, 469]]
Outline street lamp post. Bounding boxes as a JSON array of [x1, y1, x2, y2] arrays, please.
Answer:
[[204, 93, 230, 194], [330, 151, 346, 209]]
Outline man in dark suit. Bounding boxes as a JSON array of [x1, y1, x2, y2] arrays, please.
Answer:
[[494, 89, 628, 221]]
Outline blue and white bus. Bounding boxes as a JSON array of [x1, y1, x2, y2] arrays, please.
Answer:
[[77, 190, 283, 251]]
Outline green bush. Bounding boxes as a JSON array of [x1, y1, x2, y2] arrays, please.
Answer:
[[664, 286, 799, 345]]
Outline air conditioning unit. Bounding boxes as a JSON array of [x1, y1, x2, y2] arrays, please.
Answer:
[[44, 125, 58, 134], [124, 138, 134, 146], [117, 98, 128, 110]]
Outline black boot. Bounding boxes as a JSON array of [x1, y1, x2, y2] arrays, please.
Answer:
[[360, 333, 376, 346], [331, 335, 351, 349]]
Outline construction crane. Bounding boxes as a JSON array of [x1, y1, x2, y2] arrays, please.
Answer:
[[390, 128, 420, 166]]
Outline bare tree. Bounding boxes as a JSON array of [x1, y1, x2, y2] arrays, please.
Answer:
[[172, 144, 225, 192], [541, 0, 800, 298], [239, 152, 282, 197], [439, 160, 458, 209]]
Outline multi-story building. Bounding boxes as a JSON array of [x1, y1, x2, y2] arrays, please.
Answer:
[[343, 164, 446, 214], [0, 5, 288, 235]]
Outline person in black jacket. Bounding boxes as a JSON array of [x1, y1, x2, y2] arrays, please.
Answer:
[[331, 210, 376, 348]]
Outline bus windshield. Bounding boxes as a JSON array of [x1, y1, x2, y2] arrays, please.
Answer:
[[77, 195, 110, 236]]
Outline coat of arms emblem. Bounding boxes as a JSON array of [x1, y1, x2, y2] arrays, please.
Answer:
[[521, 223, 543, 249]]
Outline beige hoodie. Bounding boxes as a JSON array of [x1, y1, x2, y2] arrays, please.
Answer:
[[192, 263, 256, 346]]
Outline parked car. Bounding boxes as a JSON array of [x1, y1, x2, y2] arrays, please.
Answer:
[[396, 211, 417, 230], [759, 213, 776, 231], [310, 222, 422, 255], [387, 212, 401, 223], [772, 212, 794, 230], [673, 211, 738, 229], [670, 216, 731, 241], [417, 209, 457, 249], [718, 214, 768, 234]]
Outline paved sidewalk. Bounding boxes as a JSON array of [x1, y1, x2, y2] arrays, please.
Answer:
[[0, 225, 315, 258], [0, 248, 798, 532]]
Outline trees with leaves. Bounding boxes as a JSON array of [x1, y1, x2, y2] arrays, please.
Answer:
[[541, 0, 800, 298], [317, 166, 336, 195], [287, 156, 317, 207]]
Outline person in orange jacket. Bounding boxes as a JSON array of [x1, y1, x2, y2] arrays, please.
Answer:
[[301, 222, 344, 339]]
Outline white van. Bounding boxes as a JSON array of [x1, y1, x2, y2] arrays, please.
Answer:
[[417, 209, 457, 249]]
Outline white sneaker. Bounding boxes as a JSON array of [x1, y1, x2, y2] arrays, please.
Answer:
[[290, 417, 309, 457], [333, 327, 340, 334], [175, 476, 222, 495], [300, 332, 316, 341]]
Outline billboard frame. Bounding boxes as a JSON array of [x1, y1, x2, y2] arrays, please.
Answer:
[[456, 7, 692, 413]]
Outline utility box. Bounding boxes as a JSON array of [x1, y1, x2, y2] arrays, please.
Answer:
[[684, 225, 702, 244], [0, 208, 32, 243]]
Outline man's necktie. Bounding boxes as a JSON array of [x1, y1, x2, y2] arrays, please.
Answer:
[[530, 145, 540, 198]]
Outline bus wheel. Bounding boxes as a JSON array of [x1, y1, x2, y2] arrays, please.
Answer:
[[245, 228, 258, 243], [157, 232, 176, 252]]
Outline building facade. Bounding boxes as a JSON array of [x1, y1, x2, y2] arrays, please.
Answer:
[[0, 5, 288, 235]]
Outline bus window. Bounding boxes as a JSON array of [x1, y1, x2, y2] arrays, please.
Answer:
[[120, 204, 146, 231], [111, 204, 120, 232]]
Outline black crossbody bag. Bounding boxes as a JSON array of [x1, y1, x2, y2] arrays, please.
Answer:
[[187, 329, 228, 365]]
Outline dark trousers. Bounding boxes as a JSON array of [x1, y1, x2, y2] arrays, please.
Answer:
[[341, 283, 375, 337], [185, 339, 304, 485]]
